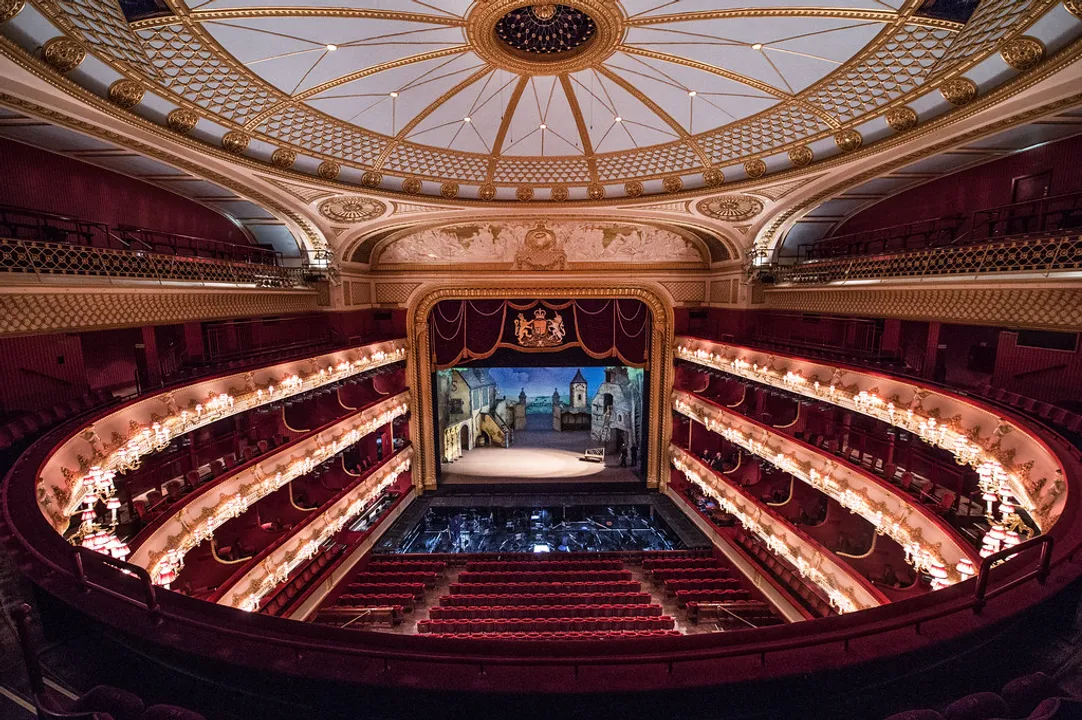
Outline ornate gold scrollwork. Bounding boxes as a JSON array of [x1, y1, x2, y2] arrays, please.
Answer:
[[834, 129, 863, 152], [361, 171, 383, 189], [166, 108, 198, 135], [0, 0, 25, 23], [478, 183, 497, 200], [401, 178, 422, 194], [788, 146, 813, 167], [1000, 36, 1045, 71], [702, 168, 724, 187], [516, 186, 534, 201], [940, 77, 978, 106], [107, 79, 144, 109], [744, 159, 767, 178], [271, 148, 296, 169], [42, 37, 86, 73], [221, 130, 250, 155], [550, 185, 569, 201], [317, 160, 341, 180], [885, 106, 918, 132], [440, 182, 459, 199], [663, 176, 683, 193], [624, 180, 644, 197]]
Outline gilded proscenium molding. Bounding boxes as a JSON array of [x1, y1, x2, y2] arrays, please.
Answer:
[[671, 445, 885, 614], [671, 389, 980, 582], [129, 392, 411, 584], [219, 447, 413, 611], [674, 337, 1066, 531], [764, 284, 1082, 333], [407, 283, 674, 491], [0, 286, 318, 338], [35, 340, 408, 531]]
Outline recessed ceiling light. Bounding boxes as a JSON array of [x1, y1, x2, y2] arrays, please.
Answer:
[[463, 116, 471, 123], [539, 123, 547, 129], [688, 90, 697, 97], [751, 43, 763, 50], [325, 44, 338, 51], [389, 91, 399, 98], [614, 116, 622, 123]]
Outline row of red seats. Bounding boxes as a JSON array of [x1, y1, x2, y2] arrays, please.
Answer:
[[350, 571, 440, 586], [455, 570, 632, 584], [464, 560, 624, 572], [438, 592, 653, 607], [260, 543, 345, 616], [428, 603, 664, 620], [365, 560, 447, 573], [448, 581, 641, 595], [663, 577, 741, 595], [649, 567, 732, 582], [422, 630, 683, 640], [642, 557, 724, 571], [418, 616, 675, 633], [345, 582, 425, 599], [674, 589, 750, 607], [738, 533, 833, 617], [312, 605, 404, 627], [334, 593, 417, 612], [367, 549, 711, 566]]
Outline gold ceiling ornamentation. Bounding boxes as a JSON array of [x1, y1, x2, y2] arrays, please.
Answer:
[[1065, 0, 1081, 20], [587, 183, 606, 200], [107, 79, 144, 109], [0, 0, 25, 24], [940, 77, 978, 106], [479, 183, 497, 201], [551, 186, 569, 202], [663, 176, 684, 193], [402, 178, 423, 194], [696, 195, 764, 222], [42, 37, 85, 74], [788, 146, 813, 167], [702, 168, 724, 187], [1001, 36, 1046, 71], [466, 0, 623, 75], [270, 148, 296, 169], [516, 186, 534, 202], [834, 129, 863, 152], [885, 106, 918, 132], [531, 4, 557, 21], [221, 130, 250, 155], [744, 159, 767, 178], [317, 160, 341, 180], [361, 172, 382, 189], [317, 196, 386, 223], [624, 181, 644, 198], [166, 108, 198, 135], [440, 182, 459, 199]]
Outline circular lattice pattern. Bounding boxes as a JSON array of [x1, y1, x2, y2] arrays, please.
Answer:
[[317, 196, 386, 223], [495, 5, 596, 57], [697, 195, 764, 222]]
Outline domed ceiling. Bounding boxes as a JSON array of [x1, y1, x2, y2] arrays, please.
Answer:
[[122, 0, 969, 200]]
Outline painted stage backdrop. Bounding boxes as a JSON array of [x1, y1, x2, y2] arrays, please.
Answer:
[[435, 365, 644, 466]]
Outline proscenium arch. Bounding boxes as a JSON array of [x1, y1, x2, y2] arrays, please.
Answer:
[[406, 282, 675, 492]]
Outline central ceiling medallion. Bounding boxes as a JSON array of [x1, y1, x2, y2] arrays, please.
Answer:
[[468, 0, 623, 75], [495, 5, 596, 57]]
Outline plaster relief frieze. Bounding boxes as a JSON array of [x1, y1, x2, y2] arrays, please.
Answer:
[[376, 222, 706, 267]]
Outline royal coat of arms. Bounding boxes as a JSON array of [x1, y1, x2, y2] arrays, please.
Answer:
[[515, 308, 566, 347]]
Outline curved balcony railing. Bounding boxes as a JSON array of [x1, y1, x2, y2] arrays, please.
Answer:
[[672, 389, 980, 585], [773, 232, 1082, 285], [671, 445, 887, 614]]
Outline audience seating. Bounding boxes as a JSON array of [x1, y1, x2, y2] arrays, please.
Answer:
[[438, 592, 653, 607], [464, 560, 624, 571], [332, 593, 418, 612], [419, 616, 675, 634], [313, 605, 403, 627], [455, 570, 633, 583], [429, 604, 664, 620], [423, 630, 683, 640], [350, 571, 440, 587], [882, 671, 1080, 720], [449, 581, 641, 595], [345, 582, 426, 598]]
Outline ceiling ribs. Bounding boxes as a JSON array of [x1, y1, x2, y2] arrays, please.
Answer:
[[486, 75, 529, 182], [132, 8, 465, 31], [559, 73, 599, 185]]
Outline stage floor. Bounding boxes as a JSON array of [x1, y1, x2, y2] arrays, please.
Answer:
[[441, 417, 641, 484]]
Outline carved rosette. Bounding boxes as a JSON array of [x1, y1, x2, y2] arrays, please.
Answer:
[[317, 160, 341, 180], [516, 186, 534, 202], [361, 171, 382, 189], [107, 78, 144, 109], [440, 182, 459, 199], [550, 185, 569, 202], [1000, 36, 1045, 71], [478, 183, 497, 201], [402, 178, 422, 194], [587, 183, 605, 200], [702, 168, 724, 187], [743, 159, 767, 178], [788, 146, 813, 167], [166, 108, 198, 135], [885, 106, 918, 132], [0, 0, 25, 23], [939, 77, 977, 106], [42, 37, 86, 73], [317, 196, 385, 223], [1067, 0, 1082, 19], [662, 176, 683, 193], [696, 195, 764, 222], [624, 180, 643, 197], [221, 130, 250, 155], [834, 129, 863, 152], [270, 148, 296, 169]]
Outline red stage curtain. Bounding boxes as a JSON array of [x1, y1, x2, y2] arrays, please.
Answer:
[[429, 299, 650, 368]]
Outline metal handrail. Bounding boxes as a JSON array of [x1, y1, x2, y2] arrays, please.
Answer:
[[973, 534, 1054, 614], [71, 546, 160, 619]]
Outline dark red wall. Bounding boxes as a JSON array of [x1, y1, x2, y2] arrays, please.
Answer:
[[833, 133, 1082, 236], [0, 138, 249, 244]]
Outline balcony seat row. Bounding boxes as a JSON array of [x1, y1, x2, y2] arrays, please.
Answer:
[[662, 577, 742, 595], [422, 630, 683, 641], [0, 389, 113, 450], [642, 557, 728, 571], [418, 616, 675, 634], [455, 570, 632, 584], [260, 542, 347, 616], [448, 581, 641, 595], [365, 560, 447, 573], [674, 588, 751, 607], [649, 567, 732, 582], [463, 560, 625, 572], [345, 582, 426, 599], [349, 571, 440, 587], [736, 531, 833, 617], [334, 593, 418, 612], [428, 603, 665, 620], [438, 592, 653, 607]]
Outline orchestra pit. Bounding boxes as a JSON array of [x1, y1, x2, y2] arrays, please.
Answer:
[[3, 1, 1082, 719]]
